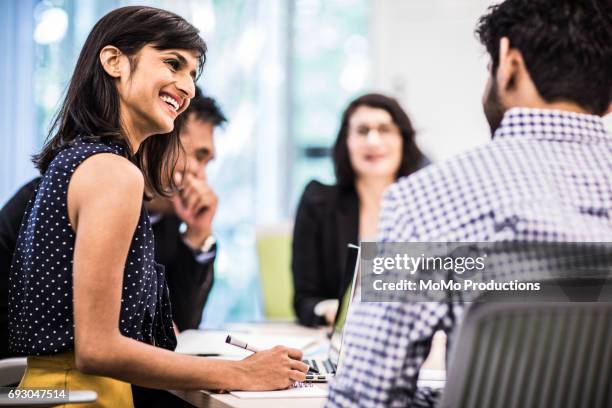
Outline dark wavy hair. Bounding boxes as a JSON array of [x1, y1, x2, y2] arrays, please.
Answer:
[[33, 6, 207, 196], [476, 0, 612, 115], [332, 93, 424, 189]]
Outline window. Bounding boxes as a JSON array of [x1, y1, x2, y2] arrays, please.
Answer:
[[2, 0, 370, 324]]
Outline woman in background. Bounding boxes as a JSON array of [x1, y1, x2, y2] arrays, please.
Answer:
[[292, 93, 427, 326], [9, 6, 306, 406]]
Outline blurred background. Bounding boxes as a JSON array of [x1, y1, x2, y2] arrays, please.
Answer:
[[1, 0, 611, 325]]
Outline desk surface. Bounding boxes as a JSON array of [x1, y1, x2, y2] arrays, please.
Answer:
[[169, 386, 327, 408], [168, 321, 445, 408]]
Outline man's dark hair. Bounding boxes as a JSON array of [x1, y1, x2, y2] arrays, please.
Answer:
[[333, 93, 424, 189], [476, 0, 612, 115], [34, 6, 207, 196], [182, 86, 227, 128]]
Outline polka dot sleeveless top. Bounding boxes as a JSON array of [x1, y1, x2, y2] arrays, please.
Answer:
[[8, 137, 177, 356]]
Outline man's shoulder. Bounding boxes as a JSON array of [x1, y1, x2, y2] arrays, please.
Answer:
[[391, 141, 504, 199], [2, 178, 40, 212], [0, 177, 41, 236], [382, 140, 526, 240], [150, 213, 182, 237]]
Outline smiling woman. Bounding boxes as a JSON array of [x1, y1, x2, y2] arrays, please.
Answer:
[[33, 6, 207, 198], [8, 5, 308, 407], [102, 44, 199, 152]]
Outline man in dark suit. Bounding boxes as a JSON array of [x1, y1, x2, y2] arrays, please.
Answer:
[[145, 86, 225, 333], [0, 86, 226, 359]]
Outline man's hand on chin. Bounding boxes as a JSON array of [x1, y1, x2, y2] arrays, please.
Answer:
[[173, 172, 218, 249]]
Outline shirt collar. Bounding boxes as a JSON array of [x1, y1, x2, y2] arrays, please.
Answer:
[[494, 107, 610, 143], [148, 212, 163, 225]]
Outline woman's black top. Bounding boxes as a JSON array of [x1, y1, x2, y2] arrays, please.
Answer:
[[8, 137, 176, 356], [291, 181, 359, 326]]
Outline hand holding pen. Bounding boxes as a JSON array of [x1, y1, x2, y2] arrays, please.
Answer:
[[226, 335, 319, 374], [224, 335, 310, 390]]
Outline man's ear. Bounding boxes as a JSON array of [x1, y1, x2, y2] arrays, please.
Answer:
[[496, 37, 523, 92], [606, 103, 612, 115], [99, 45, 124, 78]]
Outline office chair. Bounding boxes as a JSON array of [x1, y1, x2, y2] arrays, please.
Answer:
[[0, 390, 97, 406], [440, 279, 612, 408], [0, 357, 26, 386], [255, 222, 296, 319], [0, 358, 97, 406]]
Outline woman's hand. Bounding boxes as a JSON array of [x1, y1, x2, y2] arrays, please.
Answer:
[[234, 346, 309, 390], [324, 308, 337, 326]]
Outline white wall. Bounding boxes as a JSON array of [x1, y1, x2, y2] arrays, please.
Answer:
[[370, 0, 612, 162]]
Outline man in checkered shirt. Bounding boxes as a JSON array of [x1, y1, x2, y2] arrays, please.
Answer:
[[326, 0, 612, 406]]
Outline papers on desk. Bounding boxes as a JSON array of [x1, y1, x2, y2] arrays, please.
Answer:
[[175, 330, 317, 357], [230, 383, 328, 399]]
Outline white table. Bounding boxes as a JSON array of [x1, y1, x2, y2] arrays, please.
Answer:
[[168, 321, 446, 407], [169, 386, 328, 408], [168, 322, 328, 408]]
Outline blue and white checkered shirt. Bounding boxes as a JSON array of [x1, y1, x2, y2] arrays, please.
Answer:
[[326, 108, 612, 407]]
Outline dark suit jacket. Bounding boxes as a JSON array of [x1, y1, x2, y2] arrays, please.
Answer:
[[292, 180, 359, 326], [0, 177, 215, 357], [151, 214, 214, 331], [0, 178, 39, 358]]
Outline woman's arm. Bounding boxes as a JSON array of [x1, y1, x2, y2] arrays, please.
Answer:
[[69, 153, 307, 390]]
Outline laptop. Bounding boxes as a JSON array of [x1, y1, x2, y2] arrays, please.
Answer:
[[303, 243, 360, 383]]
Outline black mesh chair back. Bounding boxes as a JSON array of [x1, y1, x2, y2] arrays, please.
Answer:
[[440, 279, 612, 408]]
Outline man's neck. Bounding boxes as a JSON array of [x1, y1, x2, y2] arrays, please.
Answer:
[[511, 100, 591, 116]]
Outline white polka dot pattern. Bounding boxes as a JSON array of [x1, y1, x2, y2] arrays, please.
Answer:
[[8, 137, 177, 356]]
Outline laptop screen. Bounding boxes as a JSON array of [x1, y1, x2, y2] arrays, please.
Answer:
[[329, 244, 360, 365]]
